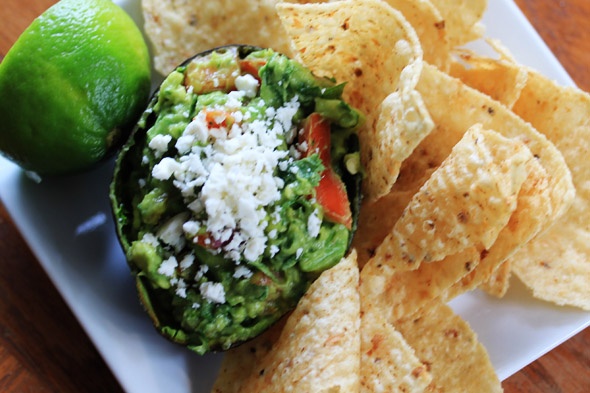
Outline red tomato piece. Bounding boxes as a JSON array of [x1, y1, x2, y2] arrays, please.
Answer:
[[239, 58, 267, 80], [204, 109, 234, 129], [302, 113, 352, 229]]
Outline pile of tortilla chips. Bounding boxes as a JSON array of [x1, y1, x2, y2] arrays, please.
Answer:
[[142, 0, 590, 391]]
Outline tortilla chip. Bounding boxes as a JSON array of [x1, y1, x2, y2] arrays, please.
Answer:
[[362, 247, 481, 322], [395, 299, 502, 393], [361, 155, 556, 318], [509, 69, 590, 310], [277, 0, 422, 111], [143, 0, 331, 75], [450, 45, 528, 108], [412, 64, 574, 225], [359, 126, 537, 323], [213, 251, 361, 392], [277, 0, 430, 201], [478, 260, 512, 298], [428, 0, 487, 47], [372, 124, 530, 272], [360, 304, 431, 393], [368, 89, 435, 203], [383, 0, 450, 70], [353, 188, 416, 267], [211, 320, 286, 393], [447, 154, 554, 299]]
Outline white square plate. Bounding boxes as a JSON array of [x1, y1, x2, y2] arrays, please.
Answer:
[[0, 0, 588, 392]]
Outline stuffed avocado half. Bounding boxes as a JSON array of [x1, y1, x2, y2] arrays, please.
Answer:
[[110, 45, 363, 354]]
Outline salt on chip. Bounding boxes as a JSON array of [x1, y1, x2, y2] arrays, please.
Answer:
[[277, 0, 432, 201], [212, 251, 361, 392], [395, 299, 502, 393], [429, 0, 487, 48], [509, 69, 590, 310]]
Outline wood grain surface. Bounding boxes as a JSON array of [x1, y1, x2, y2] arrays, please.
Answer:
[[0, 0, 588, 392]]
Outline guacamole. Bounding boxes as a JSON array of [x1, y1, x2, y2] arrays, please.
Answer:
[[110, 45, 363, 354]]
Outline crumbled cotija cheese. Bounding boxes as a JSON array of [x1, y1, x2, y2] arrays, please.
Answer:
[[199, 281, 226, 304], [150, 84, 300, 270]]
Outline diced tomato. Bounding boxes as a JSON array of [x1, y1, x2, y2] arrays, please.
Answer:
[[239, 58, 267, 80], [301, 113, 352, 229], [204, 109, 234, 129], [316, 168, 353, 229], [301, 113, 331, 163]]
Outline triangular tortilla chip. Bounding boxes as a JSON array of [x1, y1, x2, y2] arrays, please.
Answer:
[[212, 251, 361, 392], [372, 125, 530, 271], [510, 69, 590, 310], [447, 154, 553, 299], [360, 126, 535, 323], [395, 299, 502, 393]]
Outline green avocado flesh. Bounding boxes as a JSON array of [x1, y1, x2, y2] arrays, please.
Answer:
[[110, 46, 363, 355]]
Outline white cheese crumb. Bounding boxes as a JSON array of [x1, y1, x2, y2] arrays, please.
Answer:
[[296, 247, 304, 259], [175, 135, 195, 154], [269, 245, 280, 257], [157, 213, 188, 251], [148, 134, 172, 157], [195, 264, 209, 281], [235, 74, 259, 98], [307, 209, 322, 238], [158, 256, 178, 277], [183, 115, 209, 143], [152, 157, 181, 180], [182, 220, 200, 237], [233, 265, 253, 279], [179, 254, 195, 270], [141, 233, 160, 247], [175, 279, 188, 298], [200, 282, 226, 304]]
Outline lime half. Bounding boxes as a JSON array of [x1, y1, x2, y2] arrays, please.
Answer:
[[0, 0, 151, 176]]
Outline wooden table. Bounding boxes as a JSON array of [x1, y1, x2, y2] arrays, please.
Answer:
[[0, 1, 588, 392]]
